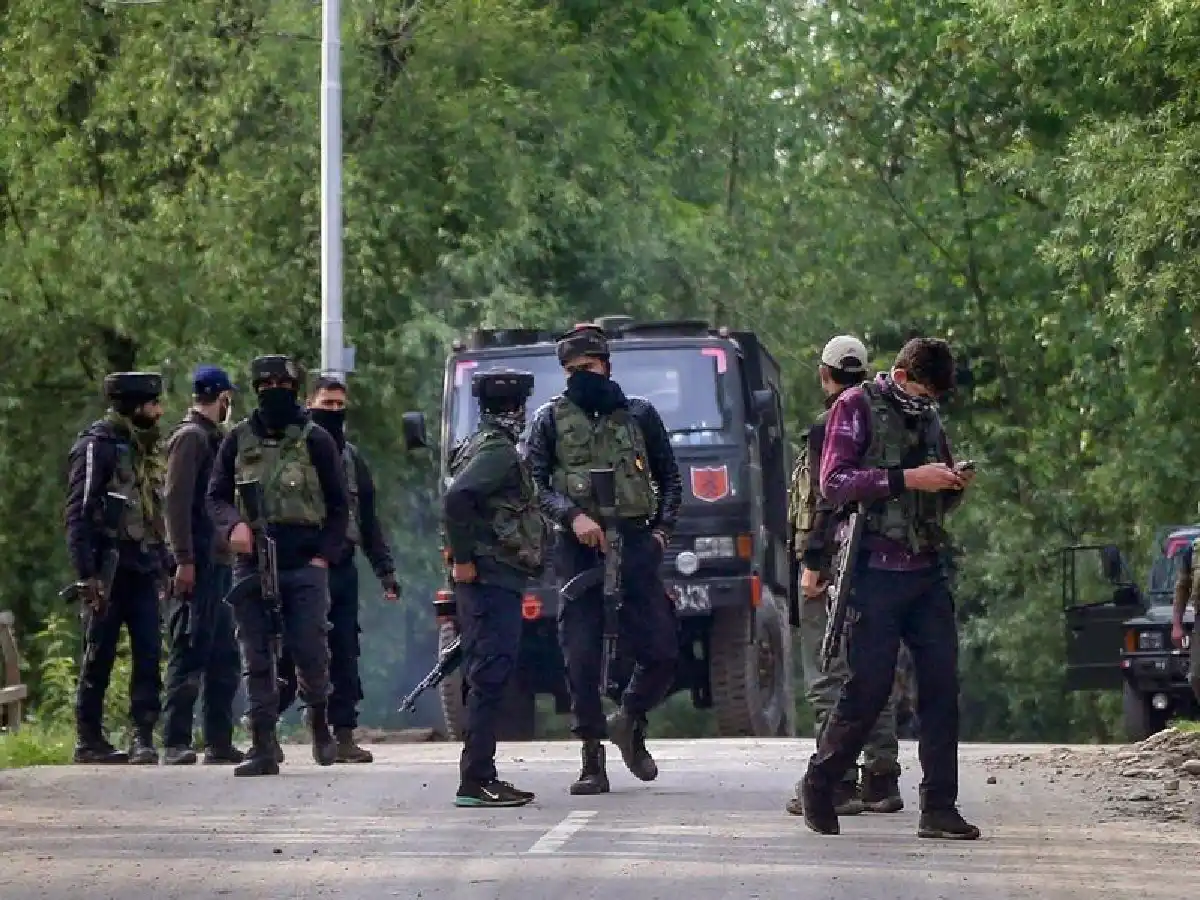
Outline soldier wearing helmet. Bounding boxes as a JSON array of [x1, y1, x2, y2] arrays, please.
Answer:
[[525, 323, 682, 795], [206, 354, 350, 777], [64, 371, 168, 764], [442, 368, 544, 808]]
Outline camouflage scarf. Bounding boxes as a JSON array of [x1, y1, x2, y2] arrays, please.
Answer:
[[105, 410, 166, 538]]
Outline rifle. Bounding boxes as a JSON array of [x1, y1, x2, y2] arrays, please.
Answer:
[[60, 491, 130, 665], [559, 468, 622, 695], [225, 479, 284, 686], [397, 636, 463, 714], [818, 503, 866, 674]]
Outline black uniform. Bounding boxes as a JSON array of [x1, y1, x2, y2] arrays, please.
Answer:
[[64, 372, 168, 764], [526, 326, 682, 794], [444, 368, 542, 808], [161, 409, 243, 764], [205, 355, 350, 777], [276, 425, 397, 763]]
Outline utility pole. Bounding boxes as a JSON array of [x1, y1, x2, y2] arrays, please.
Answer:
[[320, 0, 352, 380]]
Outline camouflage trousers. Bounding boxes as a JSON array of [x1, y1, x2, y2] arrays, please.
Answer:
[[799, 590, 901, 784]]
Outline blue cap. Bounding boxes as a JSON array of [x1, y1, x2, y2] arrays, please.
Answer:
[[192, 365, 235, 396]]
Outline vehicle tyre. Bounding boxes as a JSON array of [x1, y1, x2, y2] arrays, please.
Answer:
[[710, 590, 790, 736], [1121, 681, 1168, 741], [436, 622, 538, 742]]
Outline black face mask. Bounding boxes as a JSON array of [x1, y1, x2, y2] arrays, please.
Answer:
[[565, 370, 626, 415], [257, 387, 300, 430], [309, 407, 346, 445]]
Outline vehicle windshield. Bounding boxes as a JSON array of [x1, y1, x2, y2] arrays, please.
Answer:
[[1148, 534, 1193, 593], [446, 345, 736, 450]]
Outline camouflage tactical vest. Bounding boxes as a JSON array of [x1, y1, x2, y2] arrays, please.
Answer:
[[550, 396, 655, 521], [448, 424, 545, 573], [108, 437, 165, 546], [860, 381, 947, 552], [787, 410, 831, 557], [232, 420, 326, 526], [343, 444, 360, 546]]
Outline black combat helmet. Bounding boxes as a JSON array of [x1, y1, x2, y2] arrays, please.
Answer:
[[472, 368, 534, 413], [555, 324, 609, 365], [103, 372, 163, 402], [249, 355, 300, 389]]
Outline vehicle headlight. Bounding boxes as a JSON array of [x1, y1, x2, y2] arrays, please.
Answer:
[[1137, 630, 1165, 651], [675, 551, 700, 576], [695, 536, 736, 559]]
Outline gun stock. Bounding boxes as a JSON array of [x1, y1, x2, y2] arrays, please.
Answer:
[[818, 505, 865, 674]]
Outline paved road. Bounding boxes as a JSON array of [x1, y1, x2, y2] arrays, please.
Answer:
[[0, 739, 1194, 899]]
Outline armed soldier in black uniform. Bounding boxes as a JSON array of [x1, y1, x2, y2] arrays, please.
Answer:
[[206, 355, 350, 777], [527, 324, 682, 795], [64, 372, 169, 764], [161, 365, 244, 765], [443, 369, 543, 807], [275, 374, 400, 764]]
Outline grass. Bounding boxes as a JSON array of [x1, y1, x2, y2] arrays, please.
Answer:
[[0, 722, 75, 768], [1174, 719, 1200, 734]]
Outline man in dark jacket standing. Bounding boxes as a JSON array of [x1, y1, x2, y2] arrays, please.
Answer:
[[526, 324, 682, 795], [206, 355, 350, 777], [64, 372, 169, 764], [443, 368, 543, 807], [161, 365, 244, 765]]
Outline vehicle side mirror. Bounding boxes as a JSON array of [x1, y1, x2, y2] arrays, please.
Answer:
[[401, 411, 428, 450], [1099, 544, 1124, 584], [751, 389, 778, 427]]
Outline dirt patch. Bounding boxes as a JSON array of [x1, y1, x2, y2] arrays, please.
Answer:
[[982, 728, 1200, 826]]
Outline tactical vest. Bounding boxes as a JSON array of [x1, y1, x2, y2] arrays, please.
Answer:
[[448, 424, 545, 573], [232, 420, 326, 526], [343, 444, 360, 546], [550, 396, 655, 521], [109, 438, 165, 546], [860, 381, 947, 552], [787, 410, 831, 557]]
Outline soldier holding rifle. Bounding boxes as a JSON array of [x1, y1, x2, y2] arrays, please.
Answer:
[[796, 338, 980, 841], [206, 355, 350, 777]]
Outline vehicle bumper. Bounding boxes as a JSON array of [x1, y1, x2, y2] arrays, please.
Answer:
[[511, 575, 756, 621], [1120, 650, 1193, 695]]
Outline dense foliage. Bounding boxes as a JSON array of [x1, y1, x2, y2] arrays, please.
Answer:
[[3, 0, 1196, 744]]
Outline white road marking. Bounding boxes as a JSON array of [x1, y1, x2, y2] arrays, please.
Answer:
[[525, 810, 597, 854]]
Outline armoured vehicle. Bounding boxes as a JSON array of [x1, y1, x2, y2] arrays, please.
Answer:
[[411, 316, 795, 740], [1061, 528, 1197, 740]]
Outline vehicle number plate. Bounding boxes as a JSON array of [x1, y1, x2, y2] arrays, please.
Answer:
[[669, 582, 711, 614]]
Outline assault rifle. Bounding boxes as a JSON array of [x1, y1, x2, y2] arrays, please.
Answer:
[[818, 503, 865, 674], [559, 467, 622, 695], [224, 479, 283, 684], [398, 637, 463, 714], [60, 492, 130, 665]]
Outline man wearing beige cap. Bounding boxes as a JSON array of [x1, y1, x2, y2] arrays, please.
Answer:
[[786, 335, 903, 818]]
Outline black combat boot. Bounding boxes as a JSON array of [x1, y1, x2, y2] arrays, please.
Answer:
[[73, 727, 129, 764], [308, 703, 337, 766], [202, 744, 246, 765], [917, 807, 981, 840], [334, 726, 374, 763], [128, 726, 159, 765], [234, 723, 281, 777], [797, 773, 840, 835], [569, 740, 610, 795], [163, 745, 198, 765], [860, 770, 904, 813], [606, 709, 658, 782]]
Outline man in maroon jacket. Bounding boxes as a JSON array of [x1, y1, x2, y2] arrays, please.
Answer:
[[796, 337, 981, 840]]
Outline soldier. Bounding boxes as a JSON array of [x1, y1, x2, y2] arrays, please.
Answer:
[[443, 368, 543, 807], [785, 335, 903, 817], [206, 355, 350, 777], [797, 337, 980, 840], [288, 374, 401, 763], [161, 366, 244, 765], [1171, 541, 1200, 704], [527, 324, 682, 794], [64, 372, 169, 764]]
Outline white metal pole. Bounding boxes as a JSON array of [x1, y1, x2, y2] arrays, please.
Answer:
[[320, 0, 344, 378]]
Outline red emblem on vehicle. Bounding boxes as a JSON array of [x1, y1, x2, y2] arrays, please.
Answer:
[[690, 465, 730, 502]]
